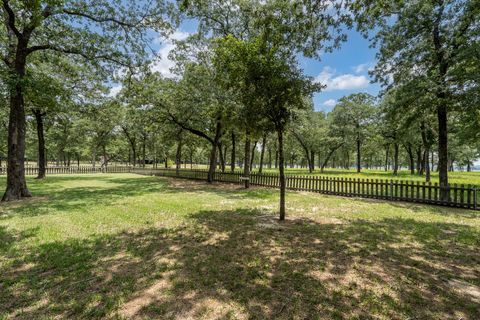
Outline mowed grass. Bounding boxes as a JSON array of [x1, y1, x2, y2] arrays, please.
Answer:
[[259, 168, 480, 186], [0, 174, 479, 319]]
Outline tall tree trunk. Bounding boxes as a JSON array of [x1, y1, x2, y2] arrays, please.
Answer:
[[310, 152, 315, 173], [230, 131, 236, 172], [393, 143, 399, 175], [102, 145, 108, 171], [356, 130, 361, 173], [175, 134, 183, 176], [346, 150, 350, 169], [131, 142, 137, 167], [277, 128, 286, 221], [321, 150, 333, 172], [218, 143, 226, 173], [416, 147, 423, 175], [424, 149, 431, 182], [304, 150, 312, 172], [243, 129, 251, 188], [250, 140, 257, 170], [431, 149, 435, 171], [92, 147, 96, 168], [190, 149, 194, 169], [33, 110, 46, 179], [294, 132, 313, 173], [321, 144, 343, 172], [222, 144, 227, 173], [207, 118, 222, 183], [432, 16, 449, 199], [259, 134, 267, 173], [122, 128, 137, 167], [268, 148, 272, 169], [131, 144, 137, 167], [275, 149, 278, 169], [142, 135, 146, 168], [385, 144, 390, 171], [420, 122, 431, 182], [405, 145, 415, 175], [2, 49, 31, 201]]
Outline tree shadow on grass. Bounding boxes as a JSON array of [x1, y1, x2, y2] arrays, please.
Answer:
[[0, 176, 274, 219], [1, 209, 479, 319], [0, 176, 173, 219], [0, 226, 39, 255]]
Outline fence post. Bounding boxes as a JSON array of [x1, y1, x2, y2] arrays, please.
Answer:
[[390, 180, 393, 200], [474, 187, 477, 210]]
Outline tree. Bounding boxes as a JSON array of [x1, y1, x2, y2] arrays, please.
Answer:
[[213, 35, 271, 187], [351, 0, 480, 199], [182, 0, 352, 189], [0, 0, 172, 201], [214, 35, 319, 220], [330, 93, 376, 173], [257, 51, 319, 221], [25, 55, 99, 178], [291, 108, 326, 173]]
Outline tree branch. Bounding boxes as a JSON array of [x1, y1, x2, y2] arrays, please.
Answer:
[[26, 45, 130, 67], [62, 9, 138, 28], [2, 0, 22, 39], [166, 111, 214, 144]]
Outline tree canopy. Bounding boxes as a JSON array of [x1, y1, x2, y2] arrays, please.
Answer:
[[0, 0, 479, 219]]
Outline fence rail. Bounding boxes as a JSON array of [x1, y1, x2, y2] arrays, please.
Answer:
[[132, 168, 479, 210], [0, 166, 476, 210], [0, 166, 132, 175]]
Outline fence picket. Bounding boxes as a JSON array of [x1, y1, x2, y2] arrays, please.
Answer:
[[2, 166, 477, 210]]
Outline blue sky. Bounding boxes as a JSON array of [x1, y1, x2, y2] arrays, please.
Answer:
[[301, 29, 382, 112], [127, 21, 382, 113]]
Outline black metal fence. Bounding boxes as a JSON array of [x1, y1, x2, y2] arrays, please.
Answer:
[[132, 168, 479, 210]]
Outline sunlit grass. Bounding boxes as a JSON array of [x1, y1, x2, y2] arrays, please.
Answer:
[[0, 174, 479, 319]]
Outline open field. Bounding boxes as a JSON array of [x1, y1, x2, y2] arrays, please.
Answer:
[[1, 174, 479, 319], [171, 165, 480, 186], [10, 165, 480, 187]]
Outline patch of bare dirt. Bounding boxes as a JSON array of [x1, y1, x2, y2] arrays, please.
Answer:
[[0, 196, 49, 209], [167, 178, 243, 191], [119, 272, 173, 318], [255, 215, 344, 230], [448, 279, 480, 303]]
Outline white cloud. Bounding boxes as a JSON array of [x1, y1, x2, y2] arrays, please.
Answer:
[[108, 85, 122, 97], [151, 30, 190, 78], [315, 67, 370, 91], [322, 99, 337, 107], [353, 63, 369, 74]]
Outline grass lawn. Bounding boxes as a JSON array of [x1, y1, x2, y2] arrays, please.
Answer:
[[0, 174, 479, 319]]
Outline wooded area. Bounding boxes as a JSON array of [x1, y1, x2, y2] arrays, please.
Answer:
[[1, 0, 479, 220], [1, 1, 480, 319]]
